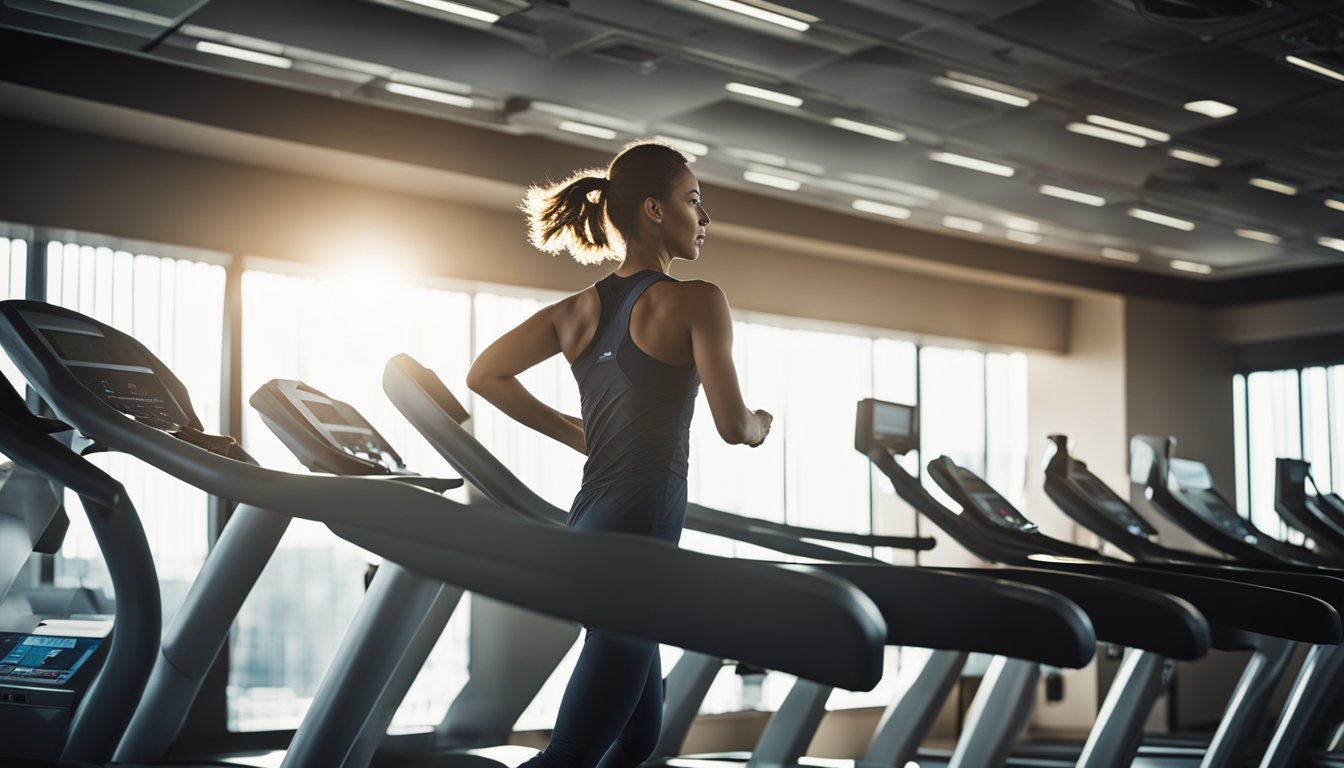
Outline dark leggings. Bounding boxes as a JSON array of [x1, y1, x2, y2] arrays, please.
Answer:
[[520, 475, 683, 768], [519, 627, 663, 768]]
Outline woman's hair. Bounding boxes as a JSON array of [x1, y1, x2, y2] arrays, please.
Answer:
[[523, 141, 691, 264]]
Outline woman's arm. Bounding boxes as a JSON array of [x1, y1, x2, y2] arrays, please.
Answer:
[[466, 304, 587, 455], [685, 281, 772, 446]]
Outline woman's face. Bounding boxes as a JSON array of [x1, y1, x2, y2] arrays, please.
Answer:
[[660, 166, 711, 261]]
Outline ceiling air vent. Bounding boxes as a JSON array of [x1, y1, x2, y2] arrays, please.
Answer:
[[585, 40, 664, 74], [1136, 0, 1272, 21]]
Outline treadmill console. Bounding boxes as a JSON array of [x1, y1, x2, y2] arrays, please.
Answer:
[[854, 398, 917, 456], [0, 631, 104, 686], [293, 391, 404, 473], [1169, 458, 1257, 542], [945, 464, 1038, 534], [1068, 469, 1159, 539], [33, 321, 191, 429]]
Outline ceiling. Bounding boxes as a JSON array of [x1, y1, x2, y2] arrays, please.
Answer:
[[3, 0, 1344, 282]]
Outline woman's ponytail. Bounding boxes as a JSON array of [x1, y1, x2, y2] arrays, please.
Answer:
[[523, 171, 617, 265]]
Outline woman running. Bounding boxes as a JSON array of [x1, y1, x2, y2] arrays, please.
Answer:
[[467, 141, 772, 768]]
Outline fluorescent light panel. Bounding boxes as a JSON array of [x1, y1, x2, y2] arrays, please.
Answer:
[[1326, 198, 1344, 213], [689, 0, 813, 31], [558, 121, 617, 140], [1067, 122, 1147, 148], [1102, 248, 1141, 263], [929, 151, 1014, 177], [195, 41, 292, 69], [1039, 184, 1106, 207], [1086, 114, 1170, 142], [1129, 208, 1196, 231], [1248, 177, 1299, 196], [725, 82, 803, 107], [1234, 228, 1281, 244], [933, 72, 1036, 108], [1318, 236, 1344, 252], [829, 118, 905, 142], [1184, 100, 1238, 118], [1002, 216, 1040, 232], [1006, 231, 1042, 245], [1170, 259, 1213, 274], [743, 171, 802, 190], [652, 135, 710, 157], [942, 216, 984, 233], [1285, 55, 1344, 83], [1168, 148, 1222, 167], [386, 82, 474, 108], [852, 200, 910, 219], [401, 0, 500, 23]]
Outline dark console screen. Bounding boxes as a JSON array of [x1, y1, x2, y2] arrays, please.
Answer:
[[856, 398, 917, 454], [874, 402, 912, 440], [1170, 459, 1255, 540], [301, 399, 401, 472], [1071, 472, 1157, 537], [38, 324, 192, 427], [41, 328, 142, 368], [0, 633, 102, 686], [968, 491, 1036, 532]]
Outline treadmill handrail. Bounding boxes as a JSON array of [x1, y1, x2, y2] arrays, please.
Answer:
[[0, 299, 888, 691], [0, 375, 160, 765], [382, 355, 1109, 665]]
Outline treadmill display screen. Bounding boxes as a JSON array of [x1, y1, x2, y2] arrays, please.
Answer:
[[968, 491, 1035, 532], [300, 399, 400, 472], [1071, 473, 1156, 537], [873, 403, 912, 441], [40, 328, 140, 368], [0, 633, 102, 686]]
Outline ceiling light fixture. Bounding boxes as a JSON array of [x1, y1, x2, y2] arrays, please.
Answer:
[[1285, 55, 1344, 83], [689, 0, 814, 32], [1102, 248, 1142, 263], [652, 135, 710, 158], [942, 216, 984, 233], [1170, 259, 1213, 274], [1066, 122, 1147, 148], [852, 200, 911, 219], [1006, 231, 1042, 245], [1002, 216, 1040, 232], [1234, 228, 1282, 244], [1248, 177, 1299, 196], [401, 0, 501, 24], [829, 118, 905, 142], [1167, 148, 1222, 168], [932, 72, 1037, 108], [1326, 198, 1344, 213], [1129, 208, 1196, 231], [558, 121, 617, 140], [195, 41, 292, 69], [1085, 114, 1170, 142], [1039, 184, 1106, 207], [725, 82, 803, 107], [386, 82, 474, 108], [744, 170, 803, 191], [1184, 100, 1238, 118], [929, 151, 1014, 177], [1318, 236, 1344, 253]]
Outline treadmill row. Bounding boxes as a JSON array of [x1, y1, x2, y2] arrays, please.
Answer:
[[0, 298, 1340, 768]]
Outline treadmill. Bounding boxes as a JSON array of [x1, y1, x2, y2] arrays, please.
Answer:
[[855, 398, 1343, 768], [0, 298, 893, 768], [1044, 439, 1344, 768], [0, 372, 152, 767], [1131, 435, 1335, 569], [248, 376, 1102, 768], [1274, 458, 1344, 562], [377, 354, 1224, 768]]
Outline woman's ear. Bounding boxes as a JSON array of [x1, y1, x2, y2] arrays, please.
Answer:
[[642, 195, 662, 223]]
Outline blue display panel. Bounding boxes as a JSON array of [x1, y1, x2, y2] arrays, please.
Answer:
[[0, 632, 103, 686]]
